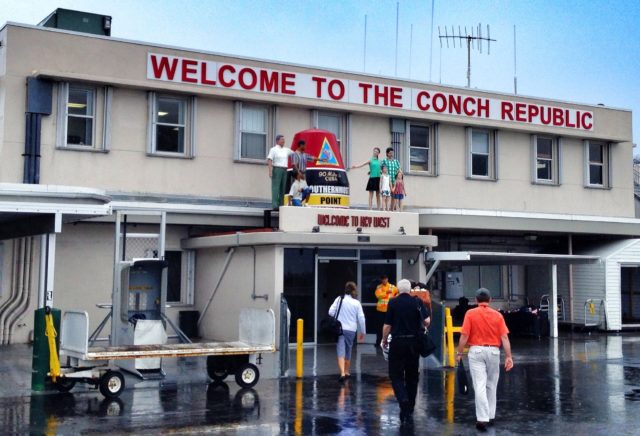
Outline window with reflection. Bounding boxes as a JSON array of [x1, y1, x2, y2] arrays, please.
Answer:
[[587, 141, 609, 187], [534, 135, 559, 184], [66, 86, 96, 146], [408, 123, 435, 174]]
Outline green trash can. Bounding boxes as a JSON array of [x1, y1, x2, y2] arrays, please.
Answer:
[[31, 307, 61, 392]]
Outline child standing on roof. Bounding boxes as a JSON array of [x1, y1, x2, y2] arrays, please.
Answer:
[[289, 170, 312, 206], [380, 165, 392, 211], [392, 170, 406, 211]]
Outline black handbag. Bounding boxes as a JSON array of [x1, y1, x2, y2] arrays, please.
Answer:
[[320, 296, 344, 336], [415, 300, 436, 357], [457, 360, 470, 395], [418, 329, 437, 357]]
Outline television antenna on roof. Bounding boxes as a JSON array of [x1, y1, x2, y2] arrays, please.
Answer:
[[438, 23, 496, 88]]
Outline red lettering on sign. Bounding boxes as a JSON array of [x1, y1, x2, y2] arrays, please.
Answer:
[[201, 62, 216, 85], [540, 107, 552, 125], [448, 94, 461, 114], [328, 80, 345, 100], [281, 72, 296, 95], [477, 99, 490, 118], [501, 102, 514, 120], [462, 97, 475, 116], [581, 112, 593, 130], [181, 59, 198, 83], [259, 70, 279, 93], [527, 105, 539, 122], [390, 87, 403, 108], [218, 64, 236, 87], [150, 55, 179, 80], [565, 109, 576, 128], [432, 93, 447, 113], [416, 91, 430, 111], [312, 76, 327, 98], [374, 85, 389, 106], [515, 103, 527, 122], [239, 68, 257, 90], [552, 108, 564, 126], [359, 83, 372, 104]]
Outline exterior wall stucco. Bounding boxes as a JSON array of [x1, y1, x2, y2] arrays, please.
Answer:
[[0, 24, 634, 217]]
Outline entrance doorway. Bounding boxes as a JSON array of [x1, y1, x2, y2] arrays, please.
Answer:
[[621, 266, 640, 323], [359, 260, 401, 343], [316, 258, 358, 344]]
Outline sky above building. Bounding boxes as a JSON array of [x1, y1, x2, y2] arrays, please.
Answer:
[[2, 0, 639, 150]]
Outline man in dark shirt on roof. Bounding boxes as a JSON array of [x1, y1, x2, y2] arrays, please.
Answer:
[[381, 278, 430, 424]]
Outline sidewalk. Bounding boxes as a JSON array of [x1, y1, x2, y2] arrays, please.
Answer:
[[2, 333, 640, 434]]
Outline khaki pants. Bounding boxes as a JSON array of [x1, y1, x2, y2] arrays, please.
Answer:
[[468, 345, 501, 422]]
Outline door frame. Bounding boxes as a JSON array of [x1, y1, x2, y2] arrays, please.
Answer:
[[314, 254, 358, 344]]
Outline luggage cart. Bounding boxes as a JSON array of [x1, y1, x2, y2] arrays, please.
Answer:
[[54, 308, 275, 398]]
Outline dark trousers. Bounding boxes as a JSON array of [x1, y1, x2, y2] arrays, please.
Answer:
[[388, 336, 420, 412], [376, 311, 387, 345]]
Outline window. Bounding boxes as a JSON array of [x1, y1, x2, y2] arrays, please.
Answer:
[[407, 122, 436, 174], [462, 265, 503, 299], [312, 110, 350, 166], [56, 82, 111, 151], [467, 128, 497, 179], [532, 135, 560, 184], [235, 102, 274, 162], [585, 140, 610, 188], [165, 250, 195, 305], [148, 93, 196, 157]]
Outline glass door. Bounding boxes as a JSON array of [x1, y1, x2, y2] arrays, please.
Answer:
[[316, 258, 358, 344], [358, 260, 401, 343], [621, 266, 640, 323]]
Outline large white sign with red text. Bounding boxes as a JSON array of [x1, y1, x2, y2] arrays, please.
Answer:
[[147, 53, 594, 131]]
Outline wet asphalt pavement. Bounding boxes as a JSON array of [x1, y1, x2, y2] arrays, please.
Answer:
[[2, 333, 640, 435]]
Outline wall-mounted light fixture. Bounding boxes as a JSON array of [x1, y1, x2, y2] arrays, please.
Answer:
[[399, 226, 406, 235], [312, 226, 320, 233], [356, 227, 363, 234]]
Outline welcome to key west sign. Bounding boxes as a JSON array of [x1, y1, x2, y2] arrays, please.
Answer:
[[147, 53, 594, 131]]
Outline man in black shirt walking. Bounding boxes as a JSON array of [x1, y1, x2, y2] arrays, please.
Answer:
[[381, 279, 431, 423]]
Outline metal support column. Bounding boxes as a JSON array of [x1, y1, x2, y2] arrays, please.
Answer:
[[550, 263, 558, 338]]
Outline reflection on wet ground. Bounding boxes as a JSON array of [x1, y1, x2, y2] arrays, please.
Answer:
[[2, 332, 640, 434]]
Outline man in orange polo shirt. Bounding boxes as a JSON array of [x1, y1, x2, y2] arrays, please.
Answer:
[[456, 288, 514, 432]]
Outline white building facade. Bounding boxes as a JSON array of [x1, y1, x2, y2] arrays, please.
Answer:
[[0, 20, 637, 346]]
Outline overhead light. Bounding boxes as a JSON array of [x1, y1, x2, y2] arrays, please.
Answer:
[[67, 103, 87, 109], [524, 234, 538, 241], [158, 111, 169, 116]]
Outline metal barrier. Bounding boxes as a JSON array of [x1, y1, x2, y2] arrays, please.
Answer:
[[443, 307, 462, 368]]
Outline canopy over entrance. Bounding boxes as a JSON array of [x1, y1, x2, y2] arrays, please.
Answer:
[[425, 251, 601, 338]]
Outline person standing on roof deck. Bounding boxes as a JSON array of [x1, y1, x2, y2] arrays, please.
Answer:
[[456, 288, 514, 432], [381, 147, 400, 210], [328, 281, 366, 383], [267, 134, 292, 210], [351, 147, 382, 210]]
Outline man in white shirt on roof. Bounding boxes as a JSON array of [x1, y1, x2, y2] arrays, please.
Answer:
[[267, 134, 293, 210]]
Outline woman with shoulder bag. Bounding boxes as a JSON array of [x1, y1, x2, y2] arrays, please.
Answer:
[[328, 281, 366, 382]]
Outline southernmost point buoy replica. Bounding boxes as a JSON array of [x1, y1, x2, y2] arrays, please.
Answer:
[[288, 129, 350, 208]]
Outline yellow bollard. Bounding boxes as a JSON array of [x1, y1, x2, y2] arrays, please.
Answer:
[[445, 307, 455, 368], [445, 370, 455, 423], [294, 379, 303, 435], [296, 318, 304, 378]]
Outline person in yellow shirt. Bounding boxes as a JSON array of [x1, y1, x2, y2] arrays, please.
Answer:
[[375, 275, 398, 346]]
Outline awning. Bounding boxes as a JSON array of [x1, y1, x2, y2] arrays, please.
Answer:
[[183, 231, 437, 250], [426, 251, 601, 265], [0, 183, 111, 240]]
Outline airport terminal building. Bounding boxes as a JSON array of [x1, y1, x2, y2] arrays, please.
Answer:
[[0, 11, 638, 357]]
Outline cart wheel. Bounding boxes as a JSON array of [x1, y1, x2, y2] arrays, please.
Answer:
[[54, 377, 76, 393], [99, 371, 125, 399], [207, 368, 228, 382], [206, 356, 229, 382], [235, 363, 260, 388]]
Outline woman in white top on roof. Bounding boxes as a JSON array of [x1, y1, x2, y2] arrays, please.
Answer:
[[328, 281, 366, 382]]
